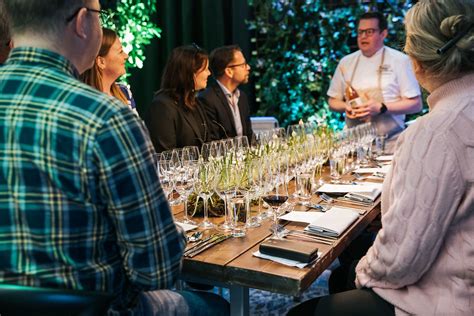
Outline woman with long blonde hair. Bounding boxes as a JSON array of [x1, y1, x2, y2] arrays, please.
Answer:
[[81, 28, 136, 112]]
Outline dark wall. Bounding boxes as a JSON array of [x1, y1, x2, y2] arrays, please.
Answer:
[[128, 0, 253, 117]]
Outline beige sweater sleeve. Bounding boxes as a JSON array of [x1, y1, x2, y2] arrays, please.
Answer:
[[355, 124, 464, 289]]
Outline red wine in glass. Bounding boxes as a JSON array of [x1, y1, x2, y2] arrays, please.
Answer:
[[262, 195, 288, 208]]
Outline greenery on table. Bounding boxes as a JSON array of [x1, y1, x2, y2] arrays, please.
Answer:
[[101, 0, 161, 70], [247, 0, 416, 129]]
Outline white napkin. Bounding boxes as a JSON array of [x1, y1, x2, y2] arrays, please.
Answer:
[[343, 182, 382, 202], [252, 250, 321, 269], [175, 222, 198, 232], [344, 189, 381, 202], [375, 155, 394, 161], [306, 207, 359, 237], [354, 164, 391, 174], [278, 211, 323, 224], [317, 183, 380, 193]]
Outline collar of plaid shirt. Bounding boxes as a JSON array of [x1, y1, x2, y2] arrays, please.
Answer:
[[6, 46, 80, 78]]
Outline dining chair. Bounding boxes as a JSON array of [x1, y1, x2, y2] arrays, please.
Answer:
[[0, 283, 114, 316]]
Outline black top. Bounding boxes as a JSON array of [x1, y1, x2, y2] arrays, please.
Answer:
[[143, 91, 210, 153], [198, 79, 253, 141]]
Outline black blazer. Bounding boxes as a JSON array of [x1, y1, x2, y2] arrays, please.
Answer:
[[143, 91, 210, 153], [198, 79, 253, 141]]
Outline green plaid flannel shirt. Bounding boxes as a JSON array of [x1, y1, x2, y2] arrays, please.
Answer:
[[0, 47, 186, 313]]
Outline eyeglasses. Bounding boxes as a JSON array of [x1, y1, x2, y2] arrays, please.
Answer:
[[66, 7, 110, 24], [357, 28, 380, 37], [227, 61, 248, 68]]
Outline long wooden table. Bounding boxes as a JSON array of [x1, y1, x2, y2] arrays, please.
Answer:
[[173, 173, 382, 316]]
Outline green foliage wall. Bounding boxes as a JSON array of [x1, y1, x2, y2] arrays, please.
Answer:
[[248, 0, 414, 129], [101, 0, 161, 71]]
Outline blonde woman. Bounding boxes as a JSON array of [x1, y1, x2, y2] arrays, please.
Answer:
[[81, 28, 136, 112]]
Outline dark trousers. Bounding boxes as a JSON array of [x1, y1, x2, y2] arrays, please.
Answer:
[[287, 288, 395, 316], [329, 231, 375, 293]]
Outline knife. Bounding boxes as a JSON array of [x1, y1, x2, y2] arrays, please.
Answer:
[[185, 234, 232, 258]]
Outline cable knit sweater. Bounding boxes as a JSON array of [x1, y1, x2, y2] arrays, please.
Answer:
[[355, 73, 474, 315]]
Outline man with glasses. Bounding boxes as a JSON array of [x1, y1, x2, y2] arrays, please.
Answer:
[[0, 1, 229, 315], [327, 11, 422, 153], [0, 4, 13, 64], [199, 45, 254, 141]]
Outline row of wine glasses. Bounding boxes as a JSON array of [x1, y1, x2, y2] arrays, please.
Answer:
[[157, 121, 381, 238]]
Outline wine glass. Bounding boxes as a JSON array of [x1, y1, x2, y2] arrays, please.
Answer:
[[243, 158, 262, 228], [201, 141, 220, 162], [182, 146, 200, 162], [214, 157, 234, 231], [175, 163, 196, 225], [262, 157, 289, 239], [286, 123, 303, 139], [234, 135, 249, 161], [161, 149, 182, 205], [234, 135, 249, 150], [181, 146, 200, 224], [157, 159, 174, 201], [195, 161, 217, 229]]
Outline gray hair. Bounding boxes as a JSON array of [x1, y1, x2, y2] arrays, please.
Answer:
[[405, 0, 474, 79], [2, 0, 86, 38]]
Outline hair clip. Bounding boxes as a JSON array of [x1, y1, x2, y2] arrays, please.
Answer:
[[437, 22, 474, 55], [191, 42, 201, 51]]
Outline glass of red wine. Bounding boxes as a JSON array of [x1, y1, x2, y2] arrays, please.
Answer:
[[262, 157, 289, 239]]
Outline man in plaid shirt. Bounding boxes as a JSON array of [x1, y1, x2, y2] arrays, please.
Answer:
[[0, 1, 228, 315]]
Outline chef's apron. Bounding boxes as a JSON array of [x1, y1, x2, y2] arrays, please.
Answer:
[[345, 48, 404, 154]]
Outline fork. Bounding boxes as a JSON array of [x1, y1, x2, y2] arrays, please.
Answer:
[[320, 193, 334, 204], [297, 201, 329, 212], [320, 193, 372, 209], [270, 226, 335, 245]]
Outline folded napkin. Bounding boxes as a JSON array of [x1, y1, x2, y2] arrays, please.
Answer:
[[354, 164, 391, 174], [375, 155, 394, 161], [344, 183, 382, 202], [317, 183, 380, 193], [278, 211, 323, 224], [344, 191, 380, 203], [306, 207, 359, 238], [175, 222, 198, 232]]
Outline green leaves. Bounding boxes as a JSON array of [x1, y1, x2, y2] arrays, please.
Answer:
[[248, 1, 412, 129], [102, 0, 162, 72]]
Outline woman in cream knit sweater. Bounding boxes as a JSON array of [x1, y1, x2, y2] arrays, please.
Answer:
[[289, 1, 474, 314]]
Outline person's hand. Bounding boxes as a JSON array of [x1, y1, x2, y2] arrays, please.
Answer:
[[347, 103, 371, 122], [345, 102, 358, 119], [363, 98, 383, 117]]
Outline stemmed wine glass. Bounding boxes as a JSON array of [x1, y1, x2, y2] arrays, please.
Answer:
[[262, 155, 289, 239], [180, 146, 200, 224], [214, 156, 234, 231], [201, 141, 220, 162], [182, 146, 200, 162], [159, 149, 182, 204], [195, 161, 217, 229], [175, 163, 196, 225], [157, 159, 174, 201], [244, 158, 262, 228]]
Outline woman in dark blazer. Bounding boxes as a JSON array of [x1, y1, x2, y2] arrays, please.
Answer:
[[144, 45, 212, 153]]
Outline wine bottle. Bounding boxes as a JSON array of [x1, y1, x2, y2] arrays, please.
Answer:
[[345, 82, 363, 109]]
